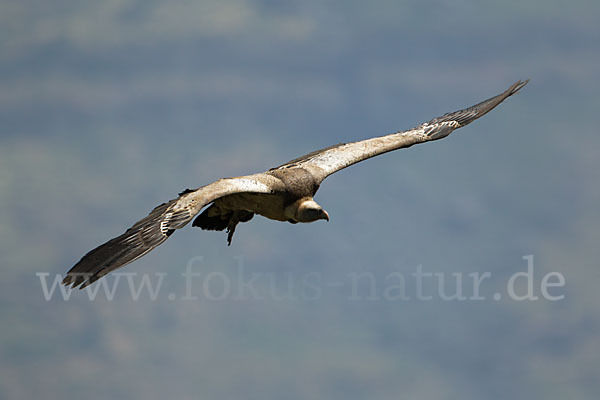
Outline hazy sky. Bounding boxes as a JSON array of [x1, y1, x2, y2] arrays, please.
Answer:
[[1, 1, 599, 399]]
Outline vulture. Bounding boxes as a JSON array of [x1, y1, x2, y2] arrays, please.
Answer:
[[64, 80, 528, 289]]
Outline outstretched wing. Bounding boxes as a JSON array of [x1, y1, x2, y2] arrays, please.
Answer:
[[63, 174, 284, 289], [272, 80, 528, 183]]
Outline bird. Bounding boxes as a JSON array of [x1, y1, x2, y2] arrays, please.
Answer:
[[63, 80, 528, 289]]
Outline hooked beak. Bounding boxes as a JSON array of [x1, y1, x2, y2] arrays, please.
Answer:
[[322, 210, 330, 222]]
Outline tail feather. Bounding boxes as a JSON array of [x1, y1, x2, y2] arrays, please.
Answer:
[[192, 205, 229, 231]]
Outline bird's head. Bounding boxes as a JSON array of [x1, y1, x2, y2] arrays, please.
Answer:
[[295, 199, 330, 223]]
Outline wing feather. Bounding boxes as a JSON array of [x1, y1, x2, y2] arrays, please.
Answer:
[[273, 80, 528, 183], [63, 174, 283, 289]]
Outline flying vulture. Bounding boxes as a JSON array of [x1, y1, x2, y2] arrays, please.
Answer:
[[64, 80, 528, 289]]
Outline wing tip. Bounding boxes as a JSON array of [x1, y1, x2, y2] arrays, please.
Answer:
[[62, 196, 187, 291], [506, 79, 529, 97], [428, 78, 530, 128], [62, 269, 105, 290]]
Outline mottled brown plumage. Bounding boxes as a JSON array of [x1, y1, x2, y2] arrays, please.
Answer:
[[64, 80, 528, 289]]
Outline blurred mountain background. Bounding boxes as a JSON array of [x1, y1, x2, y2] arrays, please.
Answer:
[[1, 1, 599, 399]]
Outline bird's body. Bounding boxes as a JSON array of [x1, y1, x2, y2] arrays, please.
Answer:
[[206, 191, 287, 222], [64, 80, 528, 289]]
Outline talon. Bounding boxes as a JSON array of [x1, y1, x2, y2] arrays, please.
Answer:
[[227, 228, 234, 245], [225, 211, 241, 245]]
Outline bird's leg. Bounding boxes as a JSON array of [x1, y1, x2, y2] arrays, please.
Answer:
[[226, 212, 241, 246]]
